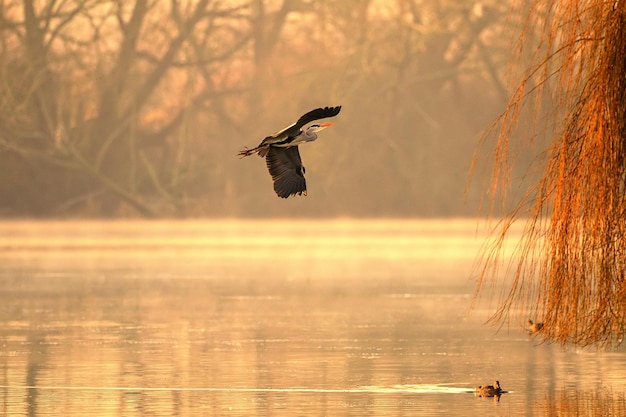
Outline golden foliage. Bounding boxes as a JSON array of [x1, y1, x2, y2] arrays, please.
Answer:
[[478, 0, 626, 346]]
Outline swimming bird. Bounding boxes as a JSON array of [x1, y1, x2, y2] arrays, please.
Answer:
[[475, 380, 503, 397], [528, 319, 544, 335], [238, 106, 342, 198]]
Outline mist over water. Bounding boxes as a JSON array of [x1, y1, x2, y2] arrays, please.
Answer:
[[1, 220, 625, 416]]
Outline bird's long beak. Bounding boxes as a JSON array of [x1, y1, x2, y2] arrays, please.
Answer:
[[310, 122, 334, 133], [314, 122, 334, 132]]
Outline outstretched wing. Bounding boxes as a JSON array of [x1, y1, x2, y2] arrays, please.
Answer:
[[264, 106, 342, 144], [293, 106, 342, 131], [266, 146, 307, 198]]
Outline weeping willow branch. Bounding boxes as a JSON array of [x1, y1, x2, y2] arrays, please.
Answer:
[[475, 0, 626, 346]]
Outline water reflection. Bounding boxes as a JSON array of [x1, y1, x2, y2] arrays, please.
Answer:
[[0, 220, 624, 416], [535, 389, 626, 416]]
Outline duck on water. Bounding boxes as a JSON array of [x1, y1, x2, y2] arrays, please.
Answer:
[[474, 380, 505, 397]]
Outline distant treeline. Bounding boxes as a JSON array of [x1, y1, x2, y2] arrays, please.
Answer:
[[0, 0, 534, 218]]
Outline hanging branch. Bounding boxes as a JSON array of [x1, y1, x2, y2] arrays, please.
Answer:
[[475, 0, 626, 346]]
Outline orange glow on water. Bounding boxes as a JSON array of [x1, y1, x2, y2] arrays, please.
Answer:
[[0, 219, 523, 280]]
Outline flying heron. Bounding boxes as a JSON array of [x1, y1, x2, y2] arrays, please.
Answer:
[[238, 106, 342, 198]]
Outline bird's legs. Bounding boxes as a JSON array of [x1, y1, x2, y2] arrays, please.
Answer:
[[238, 147, 255, 158], [238, 145, 270, 158]]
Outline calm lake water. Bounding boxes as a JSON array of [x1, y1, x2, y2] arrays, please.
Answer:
[[0, 219, 625, 416]]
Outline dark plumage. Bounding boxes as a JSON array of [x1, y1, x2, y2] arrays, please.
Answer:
[[273, 106, 342, 141], [475, 381, 504, 397], [238, 106, 341, 198], [266, 147, 306, 198]]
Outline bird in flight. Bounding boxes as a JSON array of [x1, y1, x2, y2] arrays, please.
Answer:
[[238, 106, 342, 198]]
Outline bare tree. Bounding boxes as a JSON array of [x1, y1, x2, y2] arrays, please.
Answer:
[[0, 0, 249, 216], [0, 0, 517, 217]]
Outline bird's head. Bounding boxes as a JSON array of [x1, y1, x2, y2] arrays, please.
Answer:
[[307, 122, 334, 133]]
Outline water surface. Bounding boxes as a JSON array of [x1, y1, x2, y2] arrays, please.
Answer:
[[0, 220, 624, 416]]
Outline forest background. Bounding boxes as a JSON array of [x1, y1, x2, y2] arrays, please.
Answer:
[[0, 0, 538, 218]]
